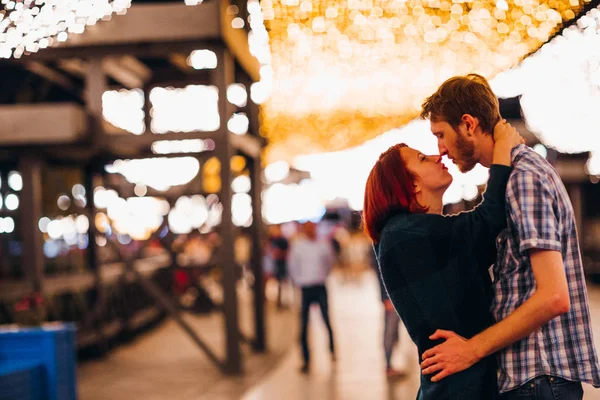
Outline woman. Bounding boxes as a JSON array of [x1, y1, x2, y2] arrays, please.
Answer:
[[363, 121, 522, 399]]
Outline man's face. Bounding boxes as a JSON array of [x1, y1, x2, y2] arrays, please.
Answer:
[[430, 120, 478, 173]]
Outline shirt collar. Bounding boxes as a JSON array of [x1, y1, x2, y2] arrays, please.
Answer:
[[511, 144, 529, 163]]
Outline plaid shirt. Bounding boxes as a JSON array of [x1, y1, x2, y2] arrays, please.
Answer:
[[491, 145, 600, 393]]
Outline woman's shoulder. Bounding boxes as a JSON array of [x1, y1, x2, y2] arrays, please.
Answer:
[[381, 213, 453, 238], [378, 213, 452, 254]]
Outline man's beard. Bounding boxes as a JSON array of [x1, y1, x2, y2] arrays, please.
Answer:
[[455, 130, 478, 173]]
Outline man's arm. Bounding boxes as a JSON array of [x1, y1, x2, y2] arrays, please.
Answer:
[[420, 249, 569, 381], [421, 170, 570, 382]]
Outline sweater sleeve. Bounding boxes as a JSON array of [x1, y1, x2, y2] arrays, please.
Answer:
[[450, 164, 512, 269], [379, 236, 463, 344]]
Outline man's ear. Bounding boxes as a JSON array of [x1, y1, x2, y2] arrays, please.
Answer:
[[461, 114, 479, 136]]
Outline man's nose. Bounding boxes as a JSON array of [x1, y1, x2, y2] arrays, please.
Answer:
[[438, 141, 448, 156]]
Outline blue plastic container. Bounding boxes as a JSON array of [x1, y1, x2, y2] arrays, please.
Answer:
[[0, 323, 77, 400], [0, 360, 44, 400]]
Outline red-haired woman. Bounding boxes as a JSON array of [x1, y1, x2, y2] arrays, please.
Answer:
[[364, 121, 523, 400]]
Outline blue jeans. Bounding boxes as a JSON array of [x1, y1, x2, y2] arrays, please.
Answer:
[[500, 376, 583, 400]]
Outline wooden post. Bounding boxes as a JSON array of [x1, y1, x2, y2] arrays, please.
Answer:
[[212, 46, 242, 374], [85, 57, 107, 148], [248, 154, 266, 351], [19, 155, 45, 294]]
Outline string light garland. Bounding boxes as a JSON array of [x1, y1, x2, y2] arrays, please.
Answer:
[[0, 0, 131, 59], [260, 0, 591, 161]]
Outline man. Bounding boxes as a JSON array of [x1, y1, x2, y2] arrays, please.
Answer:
[[268, 224, 289, 308], [418, 74, 600, 399], [288, 221, 336, 373]]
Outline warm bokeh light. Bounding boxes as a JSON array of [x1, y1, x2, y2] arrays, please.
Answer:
[[150, 85, 220, 134], [227, 112, 250, 135], [260, 0, 590, 161], [7, 171, 23, 191], [232, 175, 252, 193], [151, 139, 215, 155], [262, 180, 326, 223], [105, 157, 200, 191], [227, 83, 248, 107], [264, 160, 290, 183], [187, 49, 217, 69], [102, 89, 145, 134], [492, 5, 600, 171]]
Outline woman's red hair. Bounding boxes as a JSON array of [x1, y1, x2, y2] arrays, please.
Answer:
[[363, 143, 427, 243]]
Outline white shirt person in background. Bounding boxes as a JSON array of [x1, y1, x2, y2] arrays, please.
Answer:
[[288, 221, 336, 374]]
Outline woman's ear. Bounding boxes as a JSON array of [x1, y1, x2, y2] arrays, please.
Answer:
[[413, 182, 421, 194]]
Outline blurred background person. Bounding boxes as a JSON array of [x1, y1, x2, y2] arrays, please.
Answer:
[[341, 223, 372, 284], [371, 249, 406, 379], [288, 221, 336, 373], [267, 224, 290, 309]]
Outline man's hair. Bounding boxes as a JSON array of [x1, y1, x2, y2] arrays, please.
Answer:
[[420, 74, 501, 135]]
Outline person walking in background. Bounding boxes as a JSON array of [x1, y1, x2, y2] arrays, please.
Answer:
[[370, 249, 405, 379], [268, 224, 290, 309], [288, 221, 336, 374]]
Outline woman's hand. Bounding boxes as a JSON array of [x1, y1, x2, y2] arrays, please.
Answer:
[[493, 119, 524, 149], [491, 119, 524, 166]]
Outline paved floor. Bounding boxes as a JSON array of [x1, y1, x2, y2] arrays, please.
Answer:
[[78, 271, 600, 399], [241, 271, 421, 400], [78, 282, 297, 400], [240, 271, 600, 400]]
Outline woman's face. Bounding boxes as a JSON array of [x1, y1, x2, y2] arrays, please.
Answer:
[[400, 146, 453, 195]]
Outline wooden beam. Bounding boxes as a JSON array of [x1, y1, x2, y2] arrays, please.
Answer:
[[229, 133, 263, 159], [58, 57, 152, 89], [41, 3, 219, 51], [109, 130, 219, 151], [149, 69, 211, 88], [103, 56, 151, 88], [169, 53, 192, 73], [0, 103, 87, 145], [119, 56, 152, 83], [124, 255, 226, 371], [24, 39, 220, 62], [57, 58, 86, 77], [24, 62, 83, 98]]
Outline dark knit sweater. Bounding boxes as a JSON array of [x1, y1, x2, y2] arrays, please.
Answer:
[[375, 165, 512, 400]]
